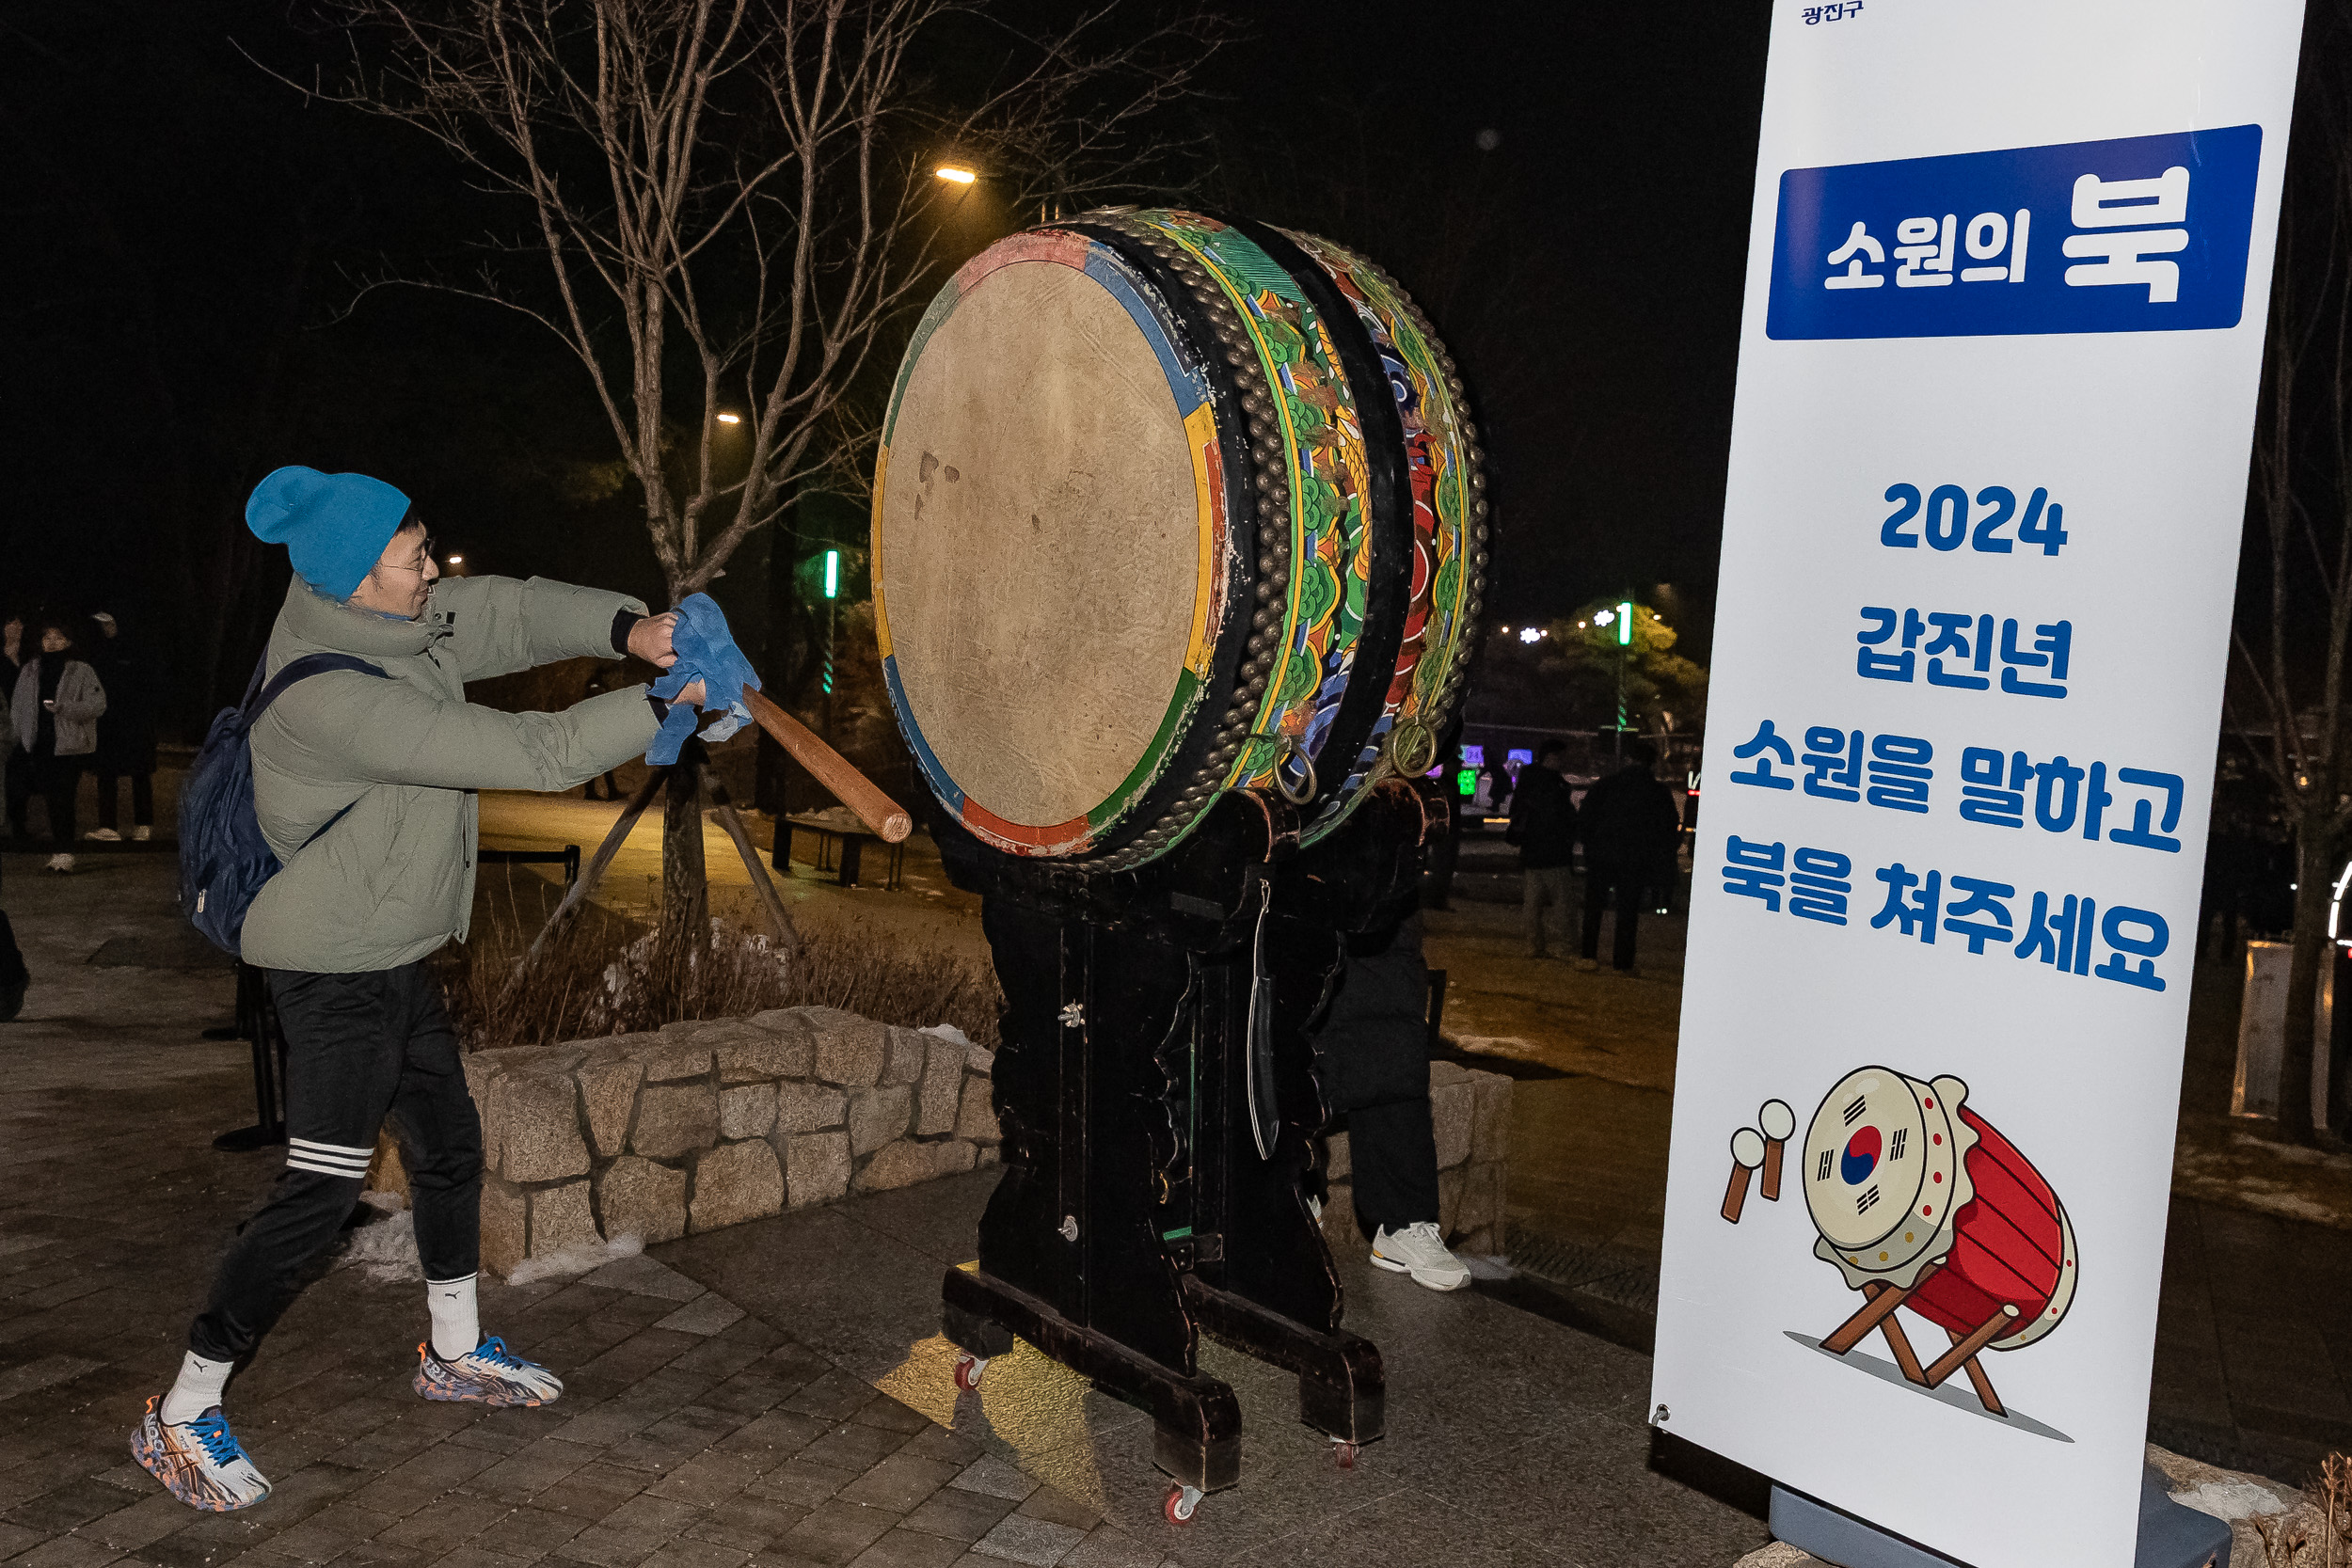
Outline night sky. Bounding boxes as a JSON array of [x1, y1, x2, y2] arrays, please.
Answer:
[[2, 2, 1773, 717]]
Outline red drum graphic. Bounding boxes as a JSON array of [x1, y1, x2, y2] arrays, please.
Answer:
[[1802, 1067, 2076, 1403]]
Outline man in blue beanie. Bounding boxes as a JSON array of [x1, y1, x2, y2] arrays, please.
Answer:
[[135, 467, 711, 1512]]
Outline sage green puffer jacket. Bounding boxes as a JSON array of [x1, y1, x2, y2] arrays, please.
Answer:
[[240, 574, 661, 973]]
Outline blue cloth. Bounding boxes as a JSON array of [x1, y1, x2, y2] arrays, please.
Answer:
[[646, 593, 759, 765], [245, 467, 414, 601]]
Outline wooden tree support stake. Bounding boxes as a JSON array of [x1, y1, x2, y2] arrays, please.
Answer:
[[701, 764, 803, 958], [500, 765, 668, 1010]]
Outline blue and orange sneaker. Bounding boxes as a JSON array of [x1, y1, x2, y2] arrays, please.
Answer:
[[413, 1335, 564, 1407], [131, 1397, 272, 1512]]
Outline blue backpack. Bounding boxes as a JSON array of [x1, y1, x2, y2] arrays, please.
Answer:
[[182, 653, 389, 954]]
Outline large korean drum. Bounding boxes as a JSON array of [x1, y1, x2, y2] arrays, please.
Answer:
[[1803, 1067, 2079, 1351], [872, 209, 1488, 869]]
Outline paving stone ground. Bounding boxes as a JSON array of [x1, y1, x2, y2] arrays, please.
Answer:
[[0, 853, 1175, 1568]]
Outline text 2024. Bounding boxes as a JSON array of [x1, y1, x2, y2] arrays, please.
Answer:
[[1880, 483, 2068, 556]]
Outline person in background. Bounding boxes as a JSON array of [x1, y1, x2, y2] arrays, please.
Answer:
[[2, 611, 24, 842], [9, 619, 107, 873], [1574, 739, 1681, 975], [87, 610, 159, 843], [1506, 739, 1578, 958], [1311, 914, 1470, 1291]]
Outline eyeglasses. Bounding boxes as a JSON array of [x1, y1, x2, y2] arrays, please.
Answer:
[[379, 536, 438, 577]]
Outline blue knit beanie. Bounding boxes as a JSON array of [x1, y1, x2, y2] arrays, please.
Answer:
[[245, 466, 414, 600]]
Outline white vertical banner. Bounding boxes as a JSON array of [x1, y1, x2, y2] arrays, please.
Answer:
[[1652, 4, 2304, 1565]]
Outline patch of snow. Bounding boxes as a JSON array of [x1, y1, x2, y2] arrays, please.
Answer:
[[1448, 1034, 1546, 1061], [1463, 1254, 1516, 1281], [919, 1023, 971, 1046], [507, 1232, 644, 1286], [2169, 1479, 2289, 1522], [338, 1209, 422, 1284]]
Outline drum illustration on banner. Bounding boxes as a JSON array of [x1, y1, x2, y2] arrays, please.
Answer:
[[1719, 1067, 2079, 1438]]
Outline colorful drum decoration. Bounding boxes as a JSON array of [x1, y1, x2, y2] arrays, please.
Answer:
[[872, 209, 1487, 869], [1803, 1067, 2079, 1353]]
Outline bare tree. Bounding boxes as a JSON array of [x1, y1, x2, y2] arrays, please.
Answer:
[[301, 0, 1227, 950], [2233, 0, 2352, 1146]]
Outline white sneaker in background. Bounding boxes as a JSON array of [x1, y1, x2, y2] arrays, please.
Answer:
[[84, 828, 120, 842], [1370, 1222, 1470, 1291], [45, 853, 75, 874], [133, 825, 151, 841]]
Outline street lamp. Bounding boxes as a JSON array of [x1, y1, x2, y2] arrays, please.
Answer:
[[447, 554, 465, 566], [934, 165, 977, 184], [716, 411, 742, 425]]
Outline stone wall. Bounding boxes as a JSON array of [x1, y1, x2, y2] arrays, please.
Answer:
[[457, 1008, 1001, 1275], [1316, 1059, 1512, 1257], [431, 1011, 1512, 1275]]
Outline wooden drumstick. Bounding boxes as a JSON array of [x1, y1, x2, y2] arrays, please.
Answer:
[[1723, 1128, 1766, 1224], [741, 688, 914, 844], [1757, 1100, 1795, 1201]]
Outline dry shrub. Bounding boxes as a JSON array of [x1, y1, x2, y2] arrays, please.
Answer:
[[2253, 1452, 2352, 1566], [441, 917, 1000, 1053]]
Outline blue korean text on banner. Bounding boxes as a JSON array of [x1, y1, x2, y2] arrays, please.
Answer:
[[1766, 125, 2263, 341]]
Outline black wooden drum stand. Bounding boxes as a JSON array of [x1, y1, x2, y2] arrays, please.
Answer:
[[935, 777, 1443, 1519]]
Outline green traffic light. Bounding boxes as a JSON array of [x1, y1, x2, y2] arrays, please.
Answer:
[[823, 549, 841, 600], [1617, 600, 1633, 647]]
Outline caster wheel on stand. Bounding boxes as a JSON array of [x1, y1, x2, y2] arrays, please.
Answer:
[[952, 1354, 989, 1393], [1164, 1483, 1203, 1525], [1331, 1439, 1359, 1470]]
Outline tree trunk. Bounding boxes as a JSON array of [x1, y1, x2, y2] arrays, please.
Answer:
[[2272, 816, 2337, 1143], [660, 744, 710, 965]]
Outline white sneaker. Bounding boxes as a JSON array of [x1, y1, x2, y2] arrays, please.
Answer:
[[1370, 1222, 1470, 1291], [131, 1398, 272, 1512], [133, 826, 151, 842], [45, 853, 75, 874], [84, 828, 120, 842]]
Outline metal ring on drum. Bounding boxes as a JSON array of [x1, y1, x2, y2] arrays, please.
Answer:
[[870, 209, 1486, 870]]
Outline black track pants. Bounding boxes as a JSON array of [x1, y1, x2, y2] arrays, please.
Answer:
[[188, 962, 482, 1362], [1313, 917, 1440, 1237]]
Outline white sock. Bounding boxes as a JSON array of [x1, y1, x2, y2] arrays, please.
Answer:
[[427, 1274, 480, 1360], [161, 1351, 232, 1425]]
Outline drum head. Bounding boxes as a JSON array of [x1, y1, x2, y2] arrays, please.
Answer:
[[875, 232, 1225, 855], [1803, 1068, 1967, 1265]]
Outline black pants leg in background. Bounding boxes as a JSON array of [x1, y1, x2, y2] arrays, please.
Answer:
[[188, 962, 483, 1362], [94, 768, 147, 831], [4, 751, 31, 840], [1314, 916, 1440, 1237], [1580, 862, 1643, 971], [39, 757, 80, 847]]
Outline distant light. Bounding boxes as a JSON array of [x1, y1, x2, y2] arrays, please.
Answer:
[[935, 166, 977, 184], [1577, 621, 1587, 628], [1518, 626, 1541, 644], [716, 412, 741, 425], [447, 554, 464, 566], [1593, 610, 1614, 627], [823, 548, 841, 600], [1617, 600, 1634, 646]]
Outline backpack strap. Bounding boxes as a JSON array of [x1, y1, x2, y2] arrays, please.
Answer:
[[246, 653, 390, 718]]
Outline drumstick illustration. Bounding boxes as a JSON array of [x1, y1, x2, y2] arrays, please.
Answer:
[[1758, 1099, 1795, 1201], [742, 688, 913, 843], [1723, 1128, 1766, 1223]]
